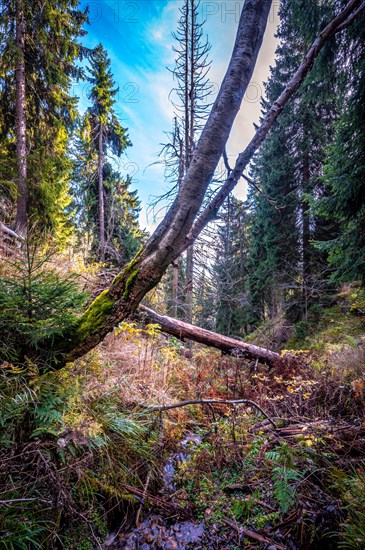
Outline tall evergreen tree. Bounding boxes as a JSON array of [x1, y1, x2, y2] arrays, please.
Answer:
[[316, 9, 365, 284], [71, 119, 141, 266], [84, 44, 131, 261], [247, 0, 340, 323], [0, 0, 88, 239], [213, 196, 252, 336]]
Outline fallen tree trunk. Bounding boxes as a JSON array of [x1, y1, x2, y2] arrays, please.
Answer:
[[140, 305, 295, 369]]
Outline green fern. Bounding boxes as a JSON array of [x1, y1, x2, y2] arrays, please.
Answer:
[[272, 465, 303, 513], [0, 498, 54, 549], [265, 442, 303, 514]]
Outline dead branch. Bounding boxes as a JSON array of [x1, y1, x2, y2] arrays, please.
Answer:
[[222, 517, 286, 549], [0, 222, 25, 241], [141, 398, 277, 429]]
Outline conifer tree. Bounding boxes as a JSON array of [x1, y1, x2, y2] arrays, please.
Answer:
[[316, 10, 365, 284], [247, 0, 340, 323], [0, 0, 88, 239], [213, 196, 252, 336], [84, 44, 131, 261], [71, 119, 141, 266], [103, 165, 144, 266]]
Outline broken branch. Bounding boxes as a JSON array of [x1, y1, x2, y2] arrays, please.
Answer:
[[141, 398, 277, 429]]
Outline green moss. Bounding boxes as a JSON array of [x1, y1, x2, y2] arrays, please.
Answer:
[[111, 272, 122, 286], [286, 301, 365, 353], [111, 254, 142, 294], [123, 269, 139, 299], [75, 290, 114, 342]]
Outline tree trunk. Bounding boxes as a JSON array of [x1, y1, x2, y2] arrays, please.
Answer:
[[15, 0, 27, 234], [51, 0, 360, 368], [98, 123, 105, 261], [185, 0, 361, 249], [171, 261, 179, 318], [185, 245, 194, 323], [183, 0, 195, 323], [140, 305, 292, 368], [301, 149, 311, 317]]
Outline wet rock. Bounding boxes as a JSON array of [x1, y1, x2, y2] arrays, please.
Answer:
[[104, 518, 205, 549], [163, 538, 178, 550]]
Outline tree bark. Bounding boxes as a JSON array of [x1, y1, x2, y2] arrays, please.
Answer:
[[52, 0, 361, 367], [171, 261, 179, 318], [185, 245, 194, 323], [301, 147, 311, 318], [140, 305, 291, 369], [183, 0, 196, 323], [98, 122, 105, 261], [15, 0, 27, 234]]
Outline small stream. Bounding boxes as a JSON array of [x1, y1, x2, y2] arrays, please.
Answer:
[[162, 433, 202, 493], [104, 517, 205, 550], [104, 434, 206, 550]]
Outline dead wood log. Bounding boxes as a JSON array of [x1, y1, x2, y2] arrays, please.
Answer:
[[140, 305, 297, 369]]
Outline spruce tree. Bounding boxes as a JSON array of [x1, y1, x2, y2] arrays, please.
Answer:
[[213, 196, 252, 337], [0, 0, 88, 240], [84, 44, 131, 261], [247, 0, 340, 323], [316, 10, 365, 284], [103, 164, 144, 266]]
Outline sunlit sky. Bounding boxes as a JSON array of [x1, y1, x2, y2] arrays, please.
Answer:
[[75, 0, 280, 231]]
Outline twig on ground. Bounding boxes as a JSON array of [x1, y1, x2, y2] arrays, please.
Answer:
[[222, 517, 286, 549], [135, 471, 151, 527]]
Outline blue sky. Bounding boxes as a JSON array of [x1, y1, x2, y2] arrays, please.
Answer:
[[75, 0, 279, 230]]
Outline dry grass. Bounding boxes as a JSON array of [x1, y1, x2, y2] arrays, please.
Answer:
[[76, 330, 196, 409], [73, 324, 365, 430]]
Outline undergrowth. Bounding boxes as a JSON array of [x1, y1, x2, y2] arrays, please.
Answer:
[[0, 358, 159, 548], [1, 246, 364, 548]]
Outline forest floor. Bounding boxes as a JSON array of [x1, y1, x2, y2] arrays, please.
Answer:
[[83, 286, 365, 549], [1, 287, 365, 549]]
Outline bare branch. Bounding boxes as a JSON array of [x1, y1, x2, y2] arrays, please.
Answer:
[[142, 398, 277, 429], [241, 173, 280, 209], [0, 222, 25, 241]]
